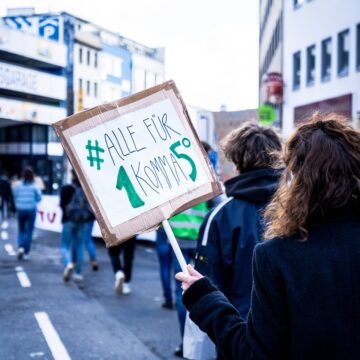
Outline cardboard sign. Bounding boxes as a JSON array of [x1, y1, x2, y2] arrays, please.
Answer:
[[53, 81, 222, 246]]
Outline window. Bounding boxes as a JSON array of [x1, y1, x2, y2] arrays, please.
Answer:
[[294, 0, 304, 8], [338, 29, 349, 76], [94, 82, 98, 98], [94, 52, 98, 68], [87, 50, 91, 66], [79, 78, 83, 91], [293, 51, 301, 90], [356, 24, 360, 71], [86, 81, 90, 96], [321, 38, 332, 81], [306, 45, 316, 86], [32, 125, 47, 143], [79, 47, 83, 64]]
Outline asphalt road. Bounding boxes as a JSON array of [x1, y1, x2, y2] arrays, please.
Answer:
[[0, 218, 182, 360]]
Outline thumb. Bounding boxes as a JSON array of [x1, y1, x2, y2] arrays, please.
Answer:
[[187, 264, 203, 278]]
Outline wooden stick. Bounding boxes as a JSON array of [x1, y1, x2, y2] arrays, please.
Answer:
[[162, 219, 189, 274]]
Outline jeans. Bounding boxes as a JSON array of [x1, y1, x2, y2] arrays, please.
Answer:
[[17, 209, 36, 254], [108, 237, 136, 282], [83, 221, 96, 261], [61, 221, 85, 275], [174, 247, 196, 337], [155, 229, 173, 304]]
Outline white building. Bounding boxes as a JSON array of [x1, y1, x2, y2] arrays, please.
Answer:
[[259, 0, 283, 127], [282, 0, 360, 137]]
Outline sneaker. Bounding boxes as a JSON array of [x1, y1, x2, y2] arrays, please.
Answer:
[[122, 282, 131, 295], [114, 270, 125, 294], [73, 273, 84, 283], [63, 263, 74, 282], [162, 301, 174, 310], [17, 247, 25, 260], [23, 254, 30, 261], [174, 344, 183, 358], [91, 261, 99, 271]]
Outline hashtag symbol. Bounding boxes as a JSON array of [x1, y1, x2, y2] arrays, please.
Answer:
[[85, 140, 105, 171]]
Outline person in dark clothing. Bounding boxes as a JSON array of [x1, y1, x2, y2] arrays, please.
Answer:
[[0, 173, 15, 221], [183, 123, 281, 359], [176, 114, 360, 360], [109, 237, 136, 295], [196, 122, 282, 319], [60, 171, 96, 282]]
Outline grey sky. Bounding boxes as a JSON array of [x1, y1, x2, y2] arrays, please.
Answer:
[[0, 0, 259, 111]]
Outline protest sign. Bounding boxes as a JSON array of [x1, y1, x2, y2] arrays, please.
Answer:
[[53, 81, 222, 252]]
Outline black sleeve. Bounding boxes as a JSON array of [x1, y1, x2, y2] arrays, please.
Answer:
[[183, 244, 290, 360], [60, 185, 74, 212]]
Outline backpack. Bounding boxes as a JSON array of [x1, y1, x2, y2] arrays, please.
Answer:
[[66, 186, 93, 223]]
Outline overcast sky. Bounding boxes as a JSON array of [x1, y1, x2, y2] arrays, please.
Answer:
[[0, 0, 259, 111]]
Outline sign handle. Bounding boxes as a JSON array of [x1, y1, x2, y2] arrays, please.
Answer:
[[162, 219, 189, 274]]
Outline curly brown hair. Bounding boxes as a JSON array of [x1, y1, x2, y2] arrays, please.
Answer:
[[220, 122, 282, 173], [264, 113, 360, 240]]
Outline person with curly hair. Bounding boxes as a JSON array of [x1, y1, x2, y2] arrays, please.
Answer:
[[176, 113, 360, 360]]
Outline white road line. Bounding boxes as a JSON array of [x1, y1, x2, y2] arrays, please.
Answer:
[[34, 312, 71, 360], [15, 266, 31, 287], [4, 243, 16, 256], [1, 230, 8, 240]]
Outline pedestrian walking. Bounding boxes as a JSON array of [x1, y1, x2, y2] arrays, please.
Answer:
[[0, 171, 14, 222], [176, 114, 360, 360], [155, 226, 174, 309], [12, 167, 42, 260], [60, 171, 93, 282], [108, 237, 136, 294], [184, 123, 282, 359]]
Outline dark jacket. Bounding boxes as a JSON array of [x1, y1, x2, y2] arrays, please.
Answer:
[[195, 168, 281, 318], [59, 183, 95, 223], [184, 205, 360, 360]]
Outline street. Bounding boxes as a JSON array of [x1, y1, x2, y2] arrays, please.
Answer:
[[0, 219, 181, 360]]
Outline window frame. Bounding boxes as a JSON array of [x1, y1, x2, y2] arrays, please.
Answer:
[[321, 37, 332, 82], [293, 51, 301, 90], [337, 29, 350, 77]]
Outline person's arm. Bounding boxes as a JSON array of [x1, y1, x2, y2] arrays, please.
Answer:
[[178, 244, 290, 360], [34, 186, 42, 203]]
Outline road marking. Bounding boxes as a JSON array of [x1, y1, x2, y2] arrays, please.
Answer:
[[30, 352, 45, 358], [34, 312, 71, 360], [1, 220, 9, 229], [1, 230, 8, 240], [15, 266, 31, 287], [4, 243, 16, 256]]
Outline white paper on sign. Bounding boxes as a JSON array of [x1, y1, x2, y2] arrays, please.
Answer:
[[69, 99, 209, 227]]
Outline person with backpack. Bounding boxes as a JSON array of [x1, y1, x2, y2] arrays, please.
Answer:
[[13, 167, 42, 260], [60, 170, 95, 282]]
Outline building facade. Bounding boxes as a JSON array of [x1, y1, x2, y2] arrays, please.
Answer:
[[0, 10, 165, 193], [259, 0, 283, 127], [282, 0, 360, 137]]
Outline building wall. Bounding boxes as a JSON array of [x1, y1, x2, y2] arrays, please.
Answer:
[[73, 43, 101, 111], [132, 53, 165, 93], [283, 0, 360, 137]]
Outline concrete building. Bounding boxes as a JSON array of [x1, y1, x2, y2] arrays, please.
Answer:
[[259, 0, 283, 127], [0, 10, 165, 192], [0, 13, 67, 192], [282, 0, 360, 137]]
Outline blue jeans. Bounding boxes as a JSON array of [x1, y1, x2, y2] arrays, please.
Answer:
[[17, 209, 36, 254], [155, 229, 173, 304], [83, 221, 96, 261], [174, 247, 196, 337], [61, 221, 85, 275]]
